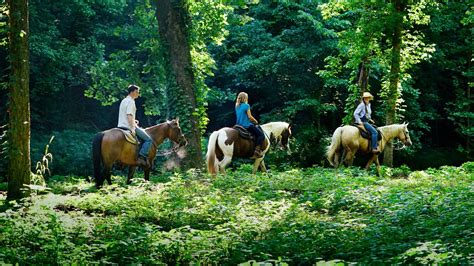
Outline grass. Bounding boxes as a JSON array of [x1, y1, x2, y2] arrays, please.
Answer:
[[0, 162, 473, 264]]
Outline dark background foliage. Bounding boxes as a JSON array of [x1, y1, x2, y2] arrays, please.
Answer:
[[0, 0, 472, 178]]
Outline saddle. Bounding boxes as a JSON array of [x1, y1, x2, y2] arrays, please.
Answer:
[[233, 125, 254, 140], [116, 128, 140, 145], [352, 123, 382, 141]]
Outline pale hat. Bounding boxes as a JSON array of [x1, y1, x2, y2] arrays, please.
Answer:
[[362, 92, 374, 99]]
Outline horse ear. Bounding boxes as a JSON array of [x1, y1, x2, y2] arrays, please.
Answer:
[[176, 117, 179, 124]]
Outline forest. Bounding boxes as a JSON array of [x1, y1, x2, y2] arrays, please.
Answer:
[[0, 0, 472, 264]]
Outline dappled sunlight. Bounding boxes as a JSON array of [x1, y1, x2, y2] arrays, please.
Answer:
[[0, 163, 472, 264]]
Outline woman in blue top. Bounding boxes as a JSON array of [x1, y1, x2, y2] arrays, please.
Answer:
[[235, 92, 264, 158], [354, 92, 380, 153]]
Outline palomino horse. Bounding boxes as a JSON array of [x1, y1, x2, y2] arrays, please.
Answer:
[[206, 122, 292, 175], [326, 123, 412, 175], [92, 119, 187, 187]]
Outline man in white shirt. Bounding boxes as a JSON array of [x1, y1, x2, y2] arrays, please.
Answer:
[[118, 85, 153, 167]]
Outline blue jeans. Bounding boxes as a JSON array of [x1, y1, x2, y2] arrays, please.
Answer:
[[135, 127, 153, 158], [363, 122, 378, 149], [246, 124, 264, 146]]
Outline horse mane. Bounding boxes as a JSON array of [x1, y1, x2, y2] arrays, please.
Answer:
[[377, 123, 407, 139], [145, 121, 169, 131], [260, 122, 290, 137]]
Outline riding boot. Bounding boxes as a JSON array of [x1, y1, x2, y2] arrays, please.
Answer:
[[372, 147, 381, 154]]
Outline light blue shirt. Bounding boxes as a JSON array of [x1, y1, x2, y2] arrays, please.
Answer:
[[235, 103, 253, 128], [354, 102, 371, 124]]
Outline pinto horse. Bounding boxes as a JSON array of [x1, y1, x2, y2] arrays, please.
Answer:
[[206, 122, 292, 175], [326, 123, 412, 175], [92, 119, 187, 187]]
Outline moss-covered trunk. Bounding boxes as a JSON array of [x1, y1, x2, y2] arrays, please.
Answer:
[[383, 0, 405, 167], [7, 0, 31, 200], [155, 0, 202, 168]]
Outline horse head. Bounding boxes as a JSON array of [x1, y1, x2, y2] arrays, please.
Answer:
[[280, 124, 292, 150], [167, 118, 188, 147], [398, 122, 412, 147], [263, 122, 292, 153]]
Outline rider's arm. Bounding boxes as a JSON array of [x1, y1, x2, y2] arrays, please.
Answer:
[[353, 103, 364, 124], [246, 109, 258, 124], [127, 114, 136, 132]]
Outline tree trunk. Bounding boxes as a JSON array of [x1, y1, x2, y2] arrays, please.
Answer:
[[383, 0, 404, 167], [467, 53, 472, 160], [7, 0, 31, 200], [358, 59, 369, 94], [154, 0, 203, 168]]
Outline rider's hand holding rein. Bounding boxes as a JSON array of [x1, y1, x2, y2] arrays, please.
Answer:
[[128, 115, 136, 134]]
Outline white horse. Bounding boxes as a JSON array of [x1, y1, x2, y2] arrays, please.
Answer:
[[206, 122, 292, 175], [326, 123, 412, 175]]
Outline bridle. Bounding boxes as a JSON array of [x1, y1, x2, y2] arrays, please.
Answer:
[[155, 122, 186, 156], [393, 128, 410, 150]]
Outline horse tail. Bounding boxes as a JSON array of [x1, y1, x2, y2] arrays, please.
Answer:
[[92, 132, 105, 187], [327, 127, 343, 166], [206, 130, 219, 175]]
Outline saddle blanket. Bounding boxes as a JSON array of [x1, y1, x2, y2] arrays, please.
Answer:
[[116, 128, 139, 145], [352, 124, 382, 141], [233, 125, 254, 140]]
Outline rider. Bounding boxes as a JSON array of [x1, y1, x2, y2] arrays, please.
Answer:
[[235, 92, 264, 158], [354, 91, 380, 153], [117, 84, 153, 167]]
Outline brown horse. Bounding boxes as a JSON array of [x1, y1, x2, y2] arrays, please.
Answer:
[[326, 123, 412, 175], [92, 119, 187, 187], [206, 122, 292, 175]]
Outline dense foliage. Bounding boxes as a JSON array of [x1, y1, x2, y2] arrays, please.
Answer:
[[0, 0, 471, 177], [0, 163, 472, 264], [207, 0, 472, 166], [0, 0, 472, 263]]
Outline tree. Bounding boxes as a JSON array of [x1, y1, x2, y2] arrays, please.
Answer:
[[207, 0, 337, 166], [383, 0, 405, 166], [154, 0, 202, 168], [6, 0, 31, 200], [320, 0, 435, 166]]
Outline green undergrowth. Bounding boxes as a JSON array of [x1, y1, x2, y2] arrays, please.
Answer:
[[0, 163, 473, 264]]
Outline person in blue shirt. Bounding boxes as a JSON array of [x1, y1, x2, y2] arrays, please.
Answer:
[[235, 92, 264, 158], [354, 92, 380, 153]]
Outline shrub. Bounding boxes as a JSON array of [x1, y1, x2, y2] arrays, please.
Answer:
[[31, 130, 95, 177]]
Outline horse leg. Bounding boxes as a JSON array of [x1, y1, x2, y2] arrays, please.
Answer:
[[252, 158, 264, 174], [341, 148, 349, 166], [375, 157, 381, 176], [127, 166, 136, 184], [344, 149, 353, 166], [219, 155, 232, 175], [103, 166, 112, 185], [334, 150, 341, 168], [144, 168, 151, 181], [259, 160, 267, 172], [365, 155, 377, 171]]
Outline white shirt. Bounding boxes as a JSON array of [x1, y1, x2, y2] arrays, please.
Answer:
[[117, 95, 136, 129], [354, 102, 371, 124]]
